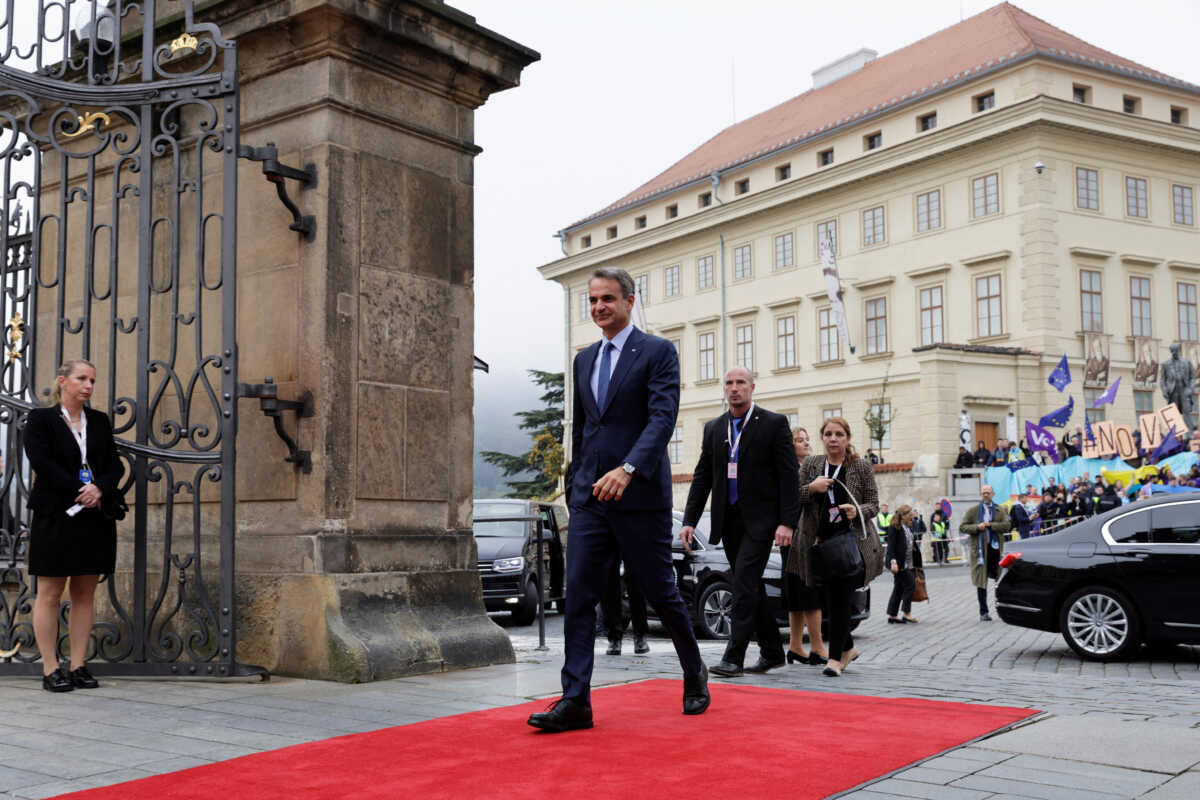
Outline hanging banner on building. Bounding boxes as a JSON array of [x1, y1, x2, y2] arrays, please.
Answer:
[[819, 233, 854, 354], [958, 410, 972, 448], [1184, 341, 1200, 384], [1133, 336, 1159, 386], [1083, 332, 1111, 387]]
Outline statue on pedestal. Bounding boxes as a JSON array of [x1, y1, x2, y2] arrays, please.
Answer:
[[1161, 343, 1197, 436]]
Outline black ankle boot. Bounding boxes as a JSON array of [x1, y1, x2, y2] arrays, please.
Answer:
[[42, 668, 74, 693]]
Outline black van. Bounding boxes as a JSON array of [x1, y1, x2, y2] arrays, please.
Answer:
[[473, 499, 567, 624]]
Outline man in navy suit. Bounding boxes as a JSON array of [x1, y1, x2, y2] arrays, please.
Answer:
[[528, 267, 709, 733]]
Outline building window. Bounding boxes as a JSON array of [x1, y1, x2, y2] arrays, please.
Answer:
[[1080, 270, 1103, 332], [697, 255, 714, 289], [1126, 177, 1148, 217], [976, 274, 1002, 337], [818, 308, 840, 362], [1076, 168, 1099, 210], [818, 148, 834, 167], [733, 244, 752, 280], [698, 191, 712, 208], [670, 339, 682, 384], [1130, 276, 1152, 337], [864, 131, 882, 150], [822, 407, 842, 421], [868, 401, 892, 448], [776, 316, 796, 368], [668, 425, 683, 464], [634, 274, 649, 306], [974, 91, 995, 112], [918, 112, 937, 131], [920, 286, 943, 345], [916, 189, 941, 231], [1123, 95, 1141, 114], [1174, 185, 1194, 225], [1073, 84, 1090, 104], [634, 215, 647, 230], [666, 203, 678, 219], [580, 235, 591, 248], [865, 297, 887, 354], [606, 225, 617, 240], [734, 178, 750, 195], [578, 289, 589, 321], [735, 323, 754, 370], [786, 412, 799, 430], [816, 219, 837, 254], [698, 332, 715, 381], [1178, 282, 1198, 341], [862, 205, 885, 246], [972, 173, 999, 217], [1171, 107, 1188, 125], [774, 233, 794, 270], [664, 264, 680, 298], [1084, 388, 1106, 423], [1134, 389, 1155, 415], [776, 163, 791, 181]]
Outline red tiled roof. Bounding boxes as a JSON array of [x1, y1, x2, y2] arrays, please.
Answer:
[[566, 2, 1195, 232]]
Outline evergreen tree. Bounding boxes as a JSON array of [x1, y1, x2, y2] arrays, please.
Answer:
[[480, 370, 564, 499]]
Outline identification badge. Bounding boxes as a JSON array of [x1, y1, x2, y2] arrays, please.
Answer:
[[828, 506, 843, 523], [79, 468, 92, 484], [727, 462, 737, 480]]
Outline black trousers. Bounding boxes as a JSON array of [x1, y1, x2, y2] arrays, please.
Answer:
[[817, 556, 862, 663], [720, 504, 783, 665], [600, 558, 648, 638], [932, 539, 948, 563], [887, 568, 915, 617]]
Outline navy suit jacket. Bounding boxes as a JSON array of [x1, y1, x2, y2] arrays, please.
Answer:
[[566, 326, 678, 511]]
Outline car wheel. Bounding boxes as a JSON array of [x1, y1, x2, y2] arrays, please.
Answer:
[[511, 578, 539, 626], [1059, 586, 1141, 662], [696, 580, 734, 640]]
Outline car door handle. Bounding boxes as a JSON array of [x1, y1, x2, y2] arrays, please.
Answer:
[[1120, 550, 1150, 558]]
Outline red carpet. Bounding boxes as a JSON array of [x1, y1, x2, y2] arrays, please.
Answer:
[[58, 680, 1036, 799]]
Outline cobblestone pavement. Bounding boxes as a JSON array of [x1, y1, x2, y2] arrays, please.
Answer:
[[0, 565, 1193, 798]]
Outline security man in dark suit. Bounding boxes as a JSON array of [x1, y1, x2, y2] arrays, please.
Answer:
[[528, 267, 709, 733], [681, 366, 800, 676]]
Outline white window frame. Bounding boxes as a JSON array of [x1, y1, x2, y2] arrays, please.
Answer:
[[1174, 184, 1195, 226], [698, 332, 715, 381], [972, 172, 1000, 218], [1178, 281, 1198, 342], [776, 315, 796, 368], [916, 189, 941, 232], [862, 205, 885, 246], [697, 255, 714, 290], [668, 425, 683, 464], [735, 323, 754, 371], [664, 264, 680, 298], [774, 232, 794, 270], [816, 219, 838, 257], [1076, 167, 1099, 211], [1126, 176, 1148, 218], [818, 307, 840, 362], [1130, 275, 1152, 337], [919, 285, 943, 345], [864, 296, 888, 354], [634, 274, 649, 306], [1080, 269, 1103, 333], [733, 244, 753, 280], [975, 273, 1003, 337]]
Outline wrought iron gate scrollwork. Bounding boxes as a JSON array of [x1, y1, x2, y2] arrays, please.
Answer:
[[0, 1, 264, 678]]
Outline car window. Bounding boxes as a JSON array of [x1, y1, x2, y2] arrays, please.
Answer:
[[1107, 510, 1149, 544], [538, 506, 555, 532], [473, 520, 525, 537], [1150, 502, 1200, 545]]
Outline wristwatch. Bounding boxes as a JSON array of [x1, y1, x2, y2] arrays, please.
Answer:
[[622, 462, 636, 475]]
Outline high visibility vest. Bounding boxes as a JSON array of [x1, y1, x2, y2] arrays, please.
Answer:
[[876, 512, 893, 533], [932, 520, 948, 539]]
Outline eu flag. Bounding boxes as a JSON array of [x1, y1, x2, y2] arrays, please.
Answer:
[[1047, 355, 1071, 391], [1039, 396, 1074, 428]]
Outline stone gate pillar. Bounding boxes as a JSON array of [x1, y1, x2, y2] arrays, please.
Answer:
[[206, 1, 537, 680]]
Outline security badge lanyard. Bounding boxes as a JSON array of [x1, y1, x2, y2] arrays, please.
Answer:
[[726, 404, 754, 481], [61, 406, 92, 485], [825, 459, 843, 523]]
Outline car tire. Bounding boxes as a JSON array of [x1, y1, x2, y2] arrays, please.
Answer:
[[511, 578, 539, 626], [1059, 586, 1141, 662], [696, 580, 734, 640]]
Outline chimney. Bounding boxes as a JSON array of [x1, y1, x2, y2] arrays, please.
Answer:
[[812, 48, 878, 89]]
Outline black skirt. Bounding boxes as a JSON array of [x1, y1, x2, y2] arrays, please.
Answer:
[[28, 506, 117, 577], [780, 545, 821, 611]]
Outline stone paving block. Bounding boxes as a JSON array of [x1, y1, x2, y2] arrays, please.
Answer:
[[1138, 772, 1200, 799], [159, 724, 309, 750], [953, 747, 1020, 765], [979, 761, 1165, 796], [920, 754, 1005, 774], [0, 753, 116, 782], [888, 765, 967, 786], [974, 716, 1200, 773], [0, 768, 58, 794], [12, 780, 96, 799], [952, 774, 1129, 799], [863, 777, 993, 799]]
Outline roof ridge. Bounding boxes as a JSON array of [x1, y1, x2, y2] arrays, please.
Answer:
[[997, 2, 1037, 50]]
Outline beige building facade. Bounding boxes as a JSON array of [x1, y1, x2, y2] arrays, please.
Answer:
[[537, 4, 1199, 507]]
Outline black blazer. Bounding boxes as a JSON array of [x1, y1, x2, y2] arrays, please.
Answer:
[[24, 405, 123, 513], [682, 405, 799, 545], [566, 326, 678, 510], [885, 524, 923, 571]]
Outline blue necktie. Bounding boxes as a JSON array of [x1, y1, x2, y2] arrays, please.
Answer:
[[728, 417, 741, 505], [596, 342, 613, 407]]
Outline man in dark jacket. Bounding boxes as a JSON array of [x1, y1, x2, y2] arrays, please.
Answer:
[[973, 441, 991, 467]]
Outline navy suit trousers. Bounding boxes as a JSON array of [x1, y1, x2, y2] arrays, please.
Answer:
[[561, 501, 703, 703]]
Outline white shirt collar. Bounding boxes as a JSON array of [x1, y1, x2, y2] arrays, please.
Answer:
[[602, 323, 635, 354]]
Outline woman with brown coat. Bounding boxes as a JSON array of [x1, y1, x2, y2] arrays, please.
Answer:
[[787, 417, 885, 677]]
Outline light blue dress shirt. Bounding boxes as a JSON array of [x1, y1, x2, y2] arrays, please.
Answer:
[[589, 323, 634, 403]]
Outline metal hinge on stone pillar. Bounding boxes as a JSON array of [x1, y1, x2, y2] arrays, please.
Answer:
[[238, 142, 317, 241], [237, 378, 315, 473]]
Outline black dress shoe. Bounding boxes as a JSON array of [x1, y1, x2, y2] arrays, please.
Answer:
[[744, 655, 786, 673], [69, 665, 99, 689], [606, 637, 622, 655], [527, 697, 593, 733], [980, 613, 993, 621], [808, 652, 829, 666], [786, 649, 809, 664], [682, 664, 710, 715], [42, 668, 73, 693], [633, 634, 649, 654], [888, 617, 906, 624], [708, 659, 743, 677]]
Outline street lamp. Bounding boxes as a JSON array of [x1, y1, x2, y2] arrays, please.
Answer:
[[73, 1, 116, 80]]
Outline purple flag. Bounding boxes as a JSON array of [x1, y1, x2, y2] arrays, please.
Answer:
[[1150, 427, 1183, 463], [1025, 420, 1060, 464], [1091, 378, 1121, 407]]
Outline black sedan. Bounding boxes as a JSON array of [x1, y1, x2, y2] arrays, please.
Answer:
[[650, 511, 869, 639], [995, 493, 1200, 661]]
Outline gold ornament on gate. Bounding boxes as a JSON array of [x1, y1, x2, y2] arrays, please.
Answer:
[[7, 311, 23, 363], [62, 111, 110, 140], [170, 32, 198, 56]]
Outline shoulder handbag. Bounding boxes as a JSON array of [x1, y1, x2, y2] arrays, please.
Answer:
[[912, 567, 928, 602], [812, 463, 866, 578]]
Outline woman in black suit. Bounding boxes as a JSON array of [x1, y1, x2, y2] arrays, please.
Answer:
[[24, 360, 123, 692], [885, 504, 922, 624], [781, 427, 828, 666]]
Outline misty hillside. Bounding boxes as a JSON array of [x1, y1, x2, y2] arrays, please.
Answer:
[[472, 365, 548, 498]]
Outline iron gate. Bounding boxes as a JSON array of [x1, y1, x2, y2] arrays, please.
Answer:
[[0, 1, 263, 678]]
